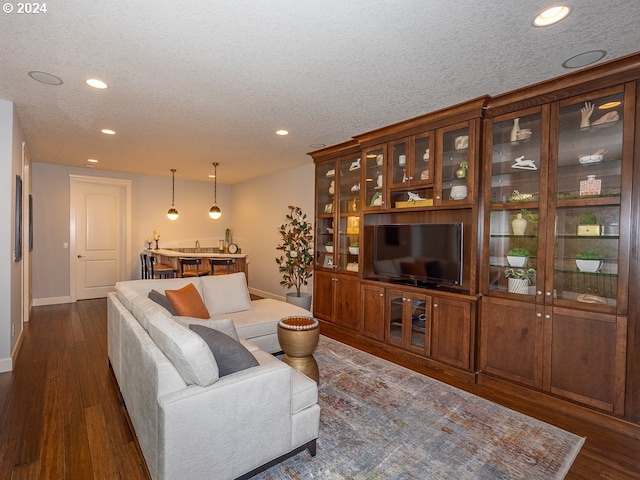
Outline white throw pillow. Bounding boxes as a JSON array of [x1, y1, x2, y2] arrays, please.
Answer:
[[146, 310, 219, 386], [201, 273, 252, 316]]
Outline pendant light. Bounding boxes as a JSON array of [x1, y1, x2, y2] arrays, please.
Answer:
[[167, 169, 179, 220], [209, 162, 222, 220]]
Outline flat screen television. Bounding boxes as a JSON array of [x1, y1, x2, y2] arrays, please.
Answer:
[[373, 223, 463, 287]]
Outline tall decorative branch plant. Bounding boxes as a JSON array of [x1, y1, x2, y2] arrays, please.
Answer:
[[275, 205, 314, 297]]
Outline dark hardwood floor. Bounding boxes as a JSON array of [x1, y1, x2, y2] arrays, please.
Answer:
[[1, 299, 639, 479], [0, 299, 148, 479]]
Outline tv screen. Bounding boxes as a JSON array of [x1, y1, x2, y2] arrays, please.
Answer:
[[373, 223, 463, 287]]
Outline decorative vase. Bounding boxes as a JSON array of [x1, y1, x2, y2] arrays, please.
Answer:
[[508, 278, 529, 294], [512, 213, 527, 236], [286, 292, 312, 311], [510, 118, 520, 143], [277, 316, 320, 357]]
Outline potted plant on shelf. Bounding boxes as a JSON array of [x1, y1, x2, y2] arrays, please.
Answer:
[[275, 205, 314, 310], [349, 241, 359, 255], [325, 240, 334, 253], [504, 267, 536, 295], [506, 248, 530, 267], [576, 250, 604, 273], [577, 212, 601, 236]]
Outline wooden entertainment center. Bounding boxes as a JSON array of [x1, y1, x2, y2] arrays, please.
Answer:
[[309, 53, 640, 429]]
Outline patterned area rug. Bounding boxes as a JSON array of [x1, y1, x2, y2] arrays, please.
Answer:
[[256, 336, 584, 480]]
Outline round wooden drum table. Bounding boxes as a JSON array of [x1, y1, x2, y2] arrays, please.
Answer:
[[277, 316, 320, 383]]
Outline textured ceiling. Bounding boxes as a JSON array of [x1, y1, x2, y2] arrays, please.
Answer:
[[1, 1, 640, 183]]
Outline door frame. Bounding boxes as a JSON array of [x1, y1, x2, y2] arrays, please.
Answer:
[[69, 175, 132, 302]]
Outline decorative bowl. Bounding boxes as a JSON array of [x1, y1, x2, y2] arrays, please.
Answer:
[[515, 129, 532, 141], [349, 247, 359, 255], [325, 245, 333, 253], [578, 154, 604, 165]]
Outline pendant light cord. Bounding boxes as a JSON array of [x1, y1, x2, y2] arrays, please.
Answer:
[[171, 168, 176, 206]]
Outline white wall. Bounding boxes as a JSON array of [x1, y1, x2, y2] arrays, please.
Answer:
[[0, 100, 27, 372], [32, 163, 232, 303], [231, 163, 315, 299]]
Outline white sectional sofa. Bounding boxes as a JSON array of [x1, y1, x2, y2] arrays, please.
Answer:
[[107, 273, 320, 480]]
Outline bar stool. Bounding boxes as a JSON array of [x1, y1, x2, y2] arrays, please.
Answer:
[[209, 258, 235, 275], [140, 253, 150, 279], [150, 256, 177, 279], [180, 257, 209, 277]]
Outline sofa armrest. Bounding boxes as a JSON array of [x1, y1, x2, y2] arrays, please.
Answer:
[[157, 360, 294, 480]]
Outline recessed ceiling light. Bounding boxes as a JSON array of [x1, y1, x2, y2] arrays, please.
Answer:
[[533, 6, 571, 27], [86, 78, 108, 89], [101, 129, 116, 135], [276, 129, 289, 136], [208, 174, 216, 178], [28, 71, 63, 85], [599, 101, 621, 110], [562, 50, 607, 69], [85, 164, 95, 168], [309, 143, 326, 149], [87, 158, 99, 163]]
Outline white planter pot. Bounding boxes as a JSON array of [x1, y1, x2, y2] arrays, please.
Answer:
[[507, 255, 529, 267], [507, 278, 530, 295], [325, 245, 333, 253], [286, 292, 312, 311], [349, 247, 359, 255], [576, 259, 603, 273]]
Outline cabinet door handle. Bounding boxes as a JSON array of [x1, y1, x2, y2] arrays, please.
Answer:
[[408, 176, 414, 180], [536, 313, 542, 318], [545, 314, 551, 319], [435, 195, 441, 200], [379, 293, 384, 297], [545, 291, 552, 297], [434, 303, 438, 308], [536, 290, 542, 295]]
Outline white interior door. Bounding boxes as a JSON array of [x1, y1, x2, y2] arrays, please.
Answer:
[[70, 176, 131, 300]]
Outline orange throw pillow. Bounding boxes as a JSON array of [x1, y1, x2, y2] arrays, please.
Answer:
[[165, 283, 210, 319]]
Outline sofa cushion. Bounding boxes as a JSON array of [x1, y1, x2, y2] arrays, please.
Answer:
[[146, 310, 219, 386], [165, 283, 210, 319], [116, 277, 203, 303], [148, 289, 179, 316], [201, 273, 252, 316], [173, 317, 240, 341], [189, 325, 259, 377], [216, 298, 311, 340], [251, 350, 318, 413]]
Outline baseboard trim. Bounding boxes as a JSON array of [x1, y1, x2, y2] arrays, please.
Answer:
[[0, 356, 13, 373], [33, 296, 73, 306], [248, 287, 283, 301]]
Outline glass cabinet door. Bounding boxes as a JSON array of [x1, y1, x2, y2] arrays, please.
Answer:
[[487, 110, 545, 297], [438, 124, 473, 205], [338, 155, 361, 273], [413, 132, 433, 186], [363, 146, 385, 211], [408, 294, 430, 353], [552, 89, 626, 308], [315, 161, 336, 270], [386, 290, 430, 352], [387, 290, 404, 346], [389, 139, 409, 187]]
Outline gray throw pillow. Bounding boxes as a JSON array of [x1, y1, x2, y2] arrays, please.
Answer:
[[148, 289, 179, 316], [189, 325, 259, 377]]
